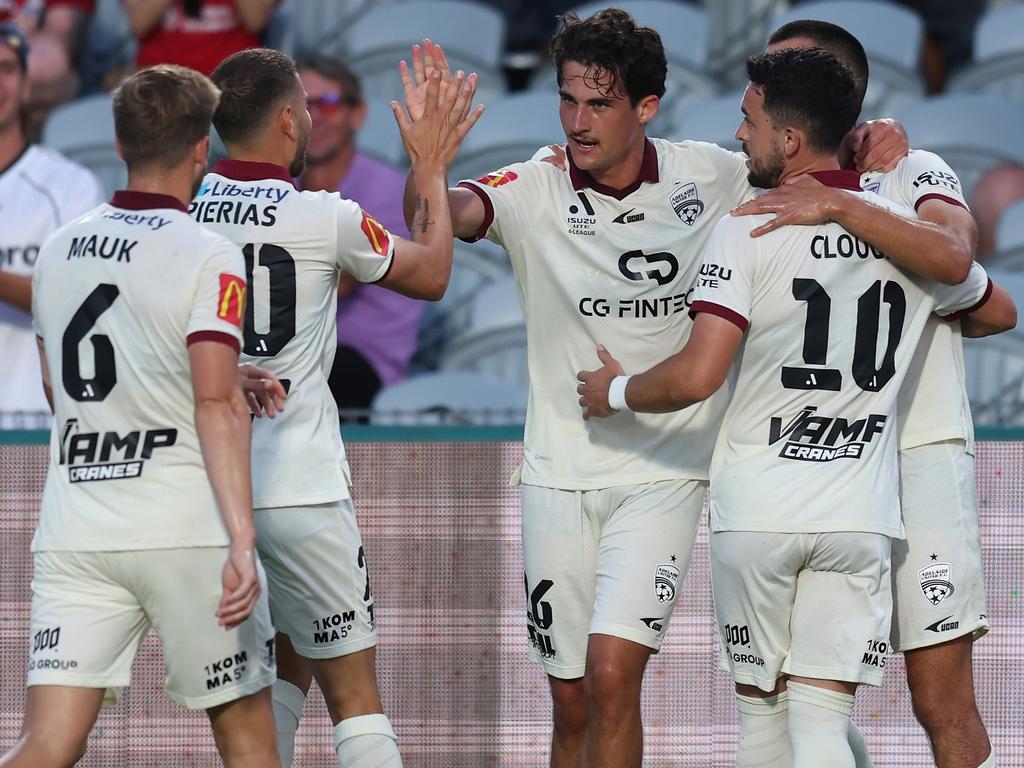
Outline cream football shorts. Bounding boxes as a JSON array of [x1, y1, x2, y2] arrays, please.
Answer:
[[27, 548, 275, 709], [711, 530, 893, 692], [253, 500, 376, 659], [892, 440, 989, 652], [520, 479, 706, 679]]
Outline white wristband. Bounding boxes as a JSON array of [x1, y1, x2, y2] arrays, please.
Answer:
[[608, 375, 631, 412]]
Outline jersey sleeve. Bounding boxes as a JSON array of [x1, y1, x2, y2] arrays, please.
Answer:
[[334, 198, 395, 283], [693, 140, 756, 206], [933, 261, 992, 318], [186, 237, 247, 352], [898, 150, 969, 212], [456, 161, 547, 248], [689, 215, 757, 331]]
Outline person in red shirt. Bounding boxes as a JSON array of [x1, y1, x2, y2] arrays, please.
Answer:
[[123, 0, 276, 76]]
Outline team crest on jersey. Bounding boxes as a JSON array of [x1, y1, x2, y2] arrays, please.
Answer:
[[669, 182, 705, 226], [359, 211, 391, 256], [654, 563, 680, 604], [217, 274, 246, 327], [476, 170, 519, 188], [919, 562, 955, 605]]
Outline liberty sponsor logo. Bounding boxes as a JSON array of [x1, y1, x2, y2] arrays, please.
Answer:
[[612, 207, 645, 224], [217, 273, 246, 327], [669, 182, 704, 226], [654, 563, 680, 604], [861, 639, 888, 668], [313, 611, 357, 644], [919, 562, 955, 605], [59, 418, 177, 483], [196, 180, 290, 203], [525, 576, 556, 659], [103, 210, 171, 230], [769, 405, 886, 462], [925, 615, 960, 634]]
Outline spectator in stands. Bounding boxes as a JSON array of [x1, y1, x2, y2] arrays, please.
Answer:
[[0, 1, 93, 138], [122, 0, 277, 76], [893, 0, 984, 93], [299, 56, 424, 417], [0, 23, 103, 428], [972, 164, 1024, 261]]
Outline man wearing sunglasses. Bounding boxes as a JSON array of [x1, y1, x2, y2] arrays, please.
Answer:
[[299, 56, 425, 420]]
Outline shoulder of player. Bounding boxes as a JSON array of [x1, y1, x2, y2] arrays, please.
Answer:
[[655, 137, 745, 170], [459, 159, 561, 192], [708, 209, 770, 243], [20, 145, 100, 191]]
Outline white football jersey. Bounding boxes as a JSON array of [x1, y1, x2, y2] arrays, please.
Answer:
[[31, 191, 246, 551], [459, 138, 753, 489], [0, 146, 103, 426], [191, 160, 394, 509], [692, 171, 992, 537], [861, 151, 974, 452]]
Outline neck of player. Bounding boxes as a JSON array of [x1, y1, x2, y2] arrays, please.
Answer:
[[125, 165, 195, 209], [586, 133, 647, 190], [300, 140, 355, 192], [778, 152, 842, 185]]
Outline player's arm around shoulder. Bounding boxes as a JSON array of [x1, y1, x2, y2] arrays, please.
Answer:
[[953, 267, 1017, 338]]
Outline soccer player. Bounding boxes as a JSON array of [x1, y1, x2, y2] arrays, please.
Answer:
[[577, 48, 1016, 767], [731, 21, 1000, 768], [198, 47, 481, 768], [3, 65, 278, 767], [397, 15, 918, 768]]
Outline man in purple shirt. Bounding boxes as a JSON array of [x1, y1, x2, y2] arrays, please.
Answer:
[[300, 55, 424, 417]]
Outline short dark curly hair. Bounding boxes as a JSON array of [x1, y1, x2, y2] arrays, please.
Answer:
[[746, 48, 859, 154], [550, 8, 667, 105], [211, 48, 302, 146]]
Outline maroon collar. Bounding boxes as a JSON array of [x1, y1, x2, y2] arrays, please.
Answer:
[[568, 138, 659, 200], [109, 190, 187, 212], [808, 169, 862, 191], [211, 158, 297, 188]]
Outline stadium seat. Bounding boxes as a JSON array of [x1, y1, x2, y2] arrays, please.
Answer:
[[964, 267, 1024, 426], [271, 0, 384, 58], [530, 0, 717, 115], [989, 200, 1024, 271], [771, 0, 925, 118], [342, 1, 507, 109], [667, 90, 745, 150], [79, 0, 135, 92], [42, 94, 125, 198], [448, 91, 564, 183], [370, 371, 527, 425], [893, 95, 1024, 200], [440, 275, 527, 389], [359, 98, 407, 169], [948, 3, 1024, 105]]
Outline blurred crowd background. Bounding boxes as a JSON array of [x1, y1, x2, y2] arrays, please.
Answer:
[[3, 0, 1024, 430]]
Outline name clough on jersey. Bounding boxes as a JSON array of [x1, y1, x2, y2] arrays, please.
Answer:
[[58, 418, 177, 483]]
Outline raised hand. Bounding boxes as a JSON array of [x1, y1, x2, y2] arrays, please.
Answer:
[[399, 39, 456, 122], [391, 69, 484, 169]]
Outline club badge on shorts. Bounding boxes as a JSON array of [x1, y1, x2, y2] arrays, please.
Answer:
[[919, 561, 955, 605], [654, 563, 680, 604]]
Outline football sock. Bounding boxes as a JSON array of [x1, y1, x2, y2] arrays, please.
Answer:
[[272, 679, 306, 767], [848, 719, 874, 768], [334, 713, 403, 768], [735, 690, 792, 767], [787, 682, 857, 768]]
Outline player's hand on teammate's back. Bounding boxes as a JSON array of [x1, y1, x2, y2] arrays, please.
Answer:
[[238, 363, 287, 418], [842, 117, 908, 173], [217, 542, 261, 629], [731, 174, 839, 237], [391, 66, 484, 168], [577, 345, 625, 420], [537, 143, 567, 168]]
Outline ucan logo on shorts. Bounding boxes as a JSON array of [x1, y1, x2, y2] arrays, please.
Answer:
[[654, 563, 680, 604], [919, 562, 955, 605], [217, 274, 246, 327], [476, 170, 518, 188], [360, 211, 390, 256]]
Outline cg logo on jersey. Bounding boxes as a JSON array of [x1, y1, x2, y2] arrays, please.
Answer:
[[618, 251, 679, 286]]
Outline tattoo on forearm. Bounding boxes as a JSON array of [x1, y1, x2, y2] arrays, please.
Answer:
[[413, 195, 435, 236]]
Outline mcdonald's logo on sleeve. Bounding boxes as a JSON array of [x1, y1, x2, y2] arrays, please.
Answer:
[[475, 171, 519, 188], [217, 274, 246, 327], [359, 211, 391, 257]]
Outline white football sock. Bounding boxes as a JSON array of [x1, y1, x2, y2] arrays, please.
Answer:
[[847, 719, 874, 768], [272, 679, 306, 767], [787, 682, 857, 768], [334, 713, 403, 768], [735, 690, 792, 767], [978, 749, 997, 767]]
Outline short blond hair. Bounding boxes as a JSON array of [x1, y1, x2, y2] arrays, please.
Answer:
[[113, 64, 221, 170]]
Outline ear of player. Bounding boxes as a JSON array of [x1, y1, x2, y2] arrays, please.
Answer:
[[391, 39, 486, 167]]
